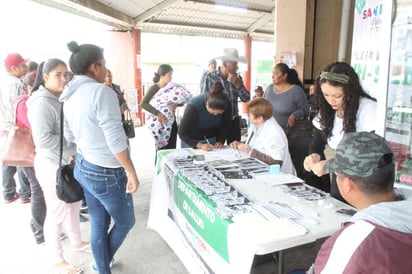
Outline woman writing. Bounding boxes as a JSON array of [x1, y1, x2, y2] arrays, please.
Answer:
[[59, 41, 139, 273], [303, 62, 377, 201], [178, 81, 230, 151], [263, 63, 308, 132], [27, 59, 89, 274]]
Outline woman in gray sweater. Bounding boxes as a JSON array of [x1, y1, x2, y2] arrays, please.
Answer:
[[263, 63, 308, 133]]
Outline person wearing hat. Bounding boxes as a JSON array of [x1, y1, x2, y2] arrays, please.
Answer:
[[0, 53, 32, 204], [200, 48, 250, 144], [307, 132, 412, 273]]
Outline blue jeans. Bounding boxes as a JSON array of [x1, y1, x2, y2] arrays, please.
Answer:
[[2, 164, 31, 200], [74, 154, 135, 274]]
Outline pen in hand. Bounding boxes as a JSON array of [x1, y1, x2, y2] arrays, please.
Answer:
[[203, 136, 213, 151]]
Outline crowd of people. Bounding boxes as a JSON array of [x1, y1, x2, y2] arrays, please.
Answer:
[[1, 44, 411, 273], [0, 43, 139, 274]]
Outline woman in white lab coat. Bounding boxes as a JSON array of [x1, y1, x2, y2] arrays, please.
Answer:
[[230, 98, 296, 175]]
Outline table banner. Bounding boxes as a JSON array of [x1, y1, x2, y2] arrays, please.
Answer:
[[173, 171, 232, 262]]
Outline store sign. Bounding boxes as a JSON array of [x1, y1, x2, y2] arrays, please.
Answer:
[[351, 0, 389, 99], [173, 172, 232, 262]]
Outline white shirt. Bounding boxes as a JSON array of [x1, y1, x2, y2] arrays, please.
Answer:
[[248, 117, 296, 175], [313, 97, 377, 150]]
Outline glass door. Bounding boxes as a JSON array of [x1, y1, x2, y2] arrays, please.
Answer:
[[385, 0, 412, 187]]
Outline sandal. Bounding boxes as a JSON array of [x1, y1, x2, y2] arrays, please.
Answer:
[[51, 262, 83, 274], [71, 242, 91, 253]]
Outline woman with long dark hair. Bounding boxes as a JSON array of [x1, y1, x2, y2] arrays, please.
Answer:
[[303, 61, 377, 201], [178, 81, 231, 151], [28, 59, 89, 274]]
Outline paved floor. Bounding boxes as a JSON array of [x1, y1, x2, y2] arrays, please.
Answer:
[[0, 127, 321, 274]]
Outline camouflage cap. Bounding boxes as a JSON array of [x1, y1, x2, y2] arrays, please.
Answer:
[[324, 132, 394, 177]]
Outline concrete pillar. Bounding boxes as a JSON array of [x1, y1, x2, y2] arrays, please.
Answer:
[[106, 29, 142, 126], [241, 35, 252, 114], [274, 0, 308, 78], [131, 28, 143, 124]]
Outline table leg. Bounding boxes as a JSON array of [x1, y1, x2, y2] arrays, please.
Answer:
[[278, 250, 284, 274]]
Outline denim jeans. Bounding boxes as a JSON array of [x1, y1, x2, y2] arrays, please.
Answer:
[[2, 164, 31, 200], [20, 167, 46, 244], [74, 154, 135, 274]]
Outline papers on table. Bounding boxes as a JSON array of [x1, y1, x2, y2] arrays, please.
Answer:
[[252, 203, 303, 220], [254, 173, 304, 186], [204, 147, 245, 160], [232, 211, 307, 244]]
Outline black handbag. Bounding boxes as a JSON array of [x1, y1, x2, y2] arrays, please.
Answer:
[[56, 104, 84, 203], [56, 163, 84, 203], [123, 109, 135, 138]]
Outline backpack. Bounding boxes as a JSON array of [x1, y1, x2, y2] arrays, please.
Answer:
[[12, 95, 31, 128]]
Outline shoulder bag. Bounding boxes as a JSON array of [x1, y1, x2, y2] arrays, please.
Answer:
[[123, 108, 135, 138], [1, 95, 35, 167], [56, 104, 84, 203]]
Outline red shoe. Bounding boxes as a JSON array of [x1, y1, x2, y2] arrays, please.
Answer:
[[4, 194, 20, 204]]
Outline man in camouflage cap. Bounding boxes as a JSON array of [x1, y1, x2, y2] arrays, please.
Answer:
[[309, 132, 412, 273]]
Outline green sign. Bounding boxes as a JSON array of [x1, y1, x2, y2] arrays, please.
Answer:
[[256, 60, 273, 87], [173, 172, 232, 262], [156, 150, 173, 174]]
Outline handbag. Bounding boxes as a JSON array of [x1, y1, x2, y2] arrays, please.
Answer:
[[2, 127, 35, 167], [123, 109, 135, 138], [1, 95, 35, 167], [55, 104, 84, 203]]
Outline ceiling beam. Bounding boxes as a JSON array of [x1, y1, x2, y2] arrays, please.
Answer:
[[185, 0, 272, 14], [31, 0, 135, 29], [133, 0, 179, 24], [143, 21, 274, 36], [247, 11, 274, 33]]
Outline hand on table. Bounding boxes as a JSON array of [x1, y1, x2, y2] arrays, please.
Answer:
[[230, 140, 250, 154], [213, 142, 224, 149], [197, 143, 213, 151]]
